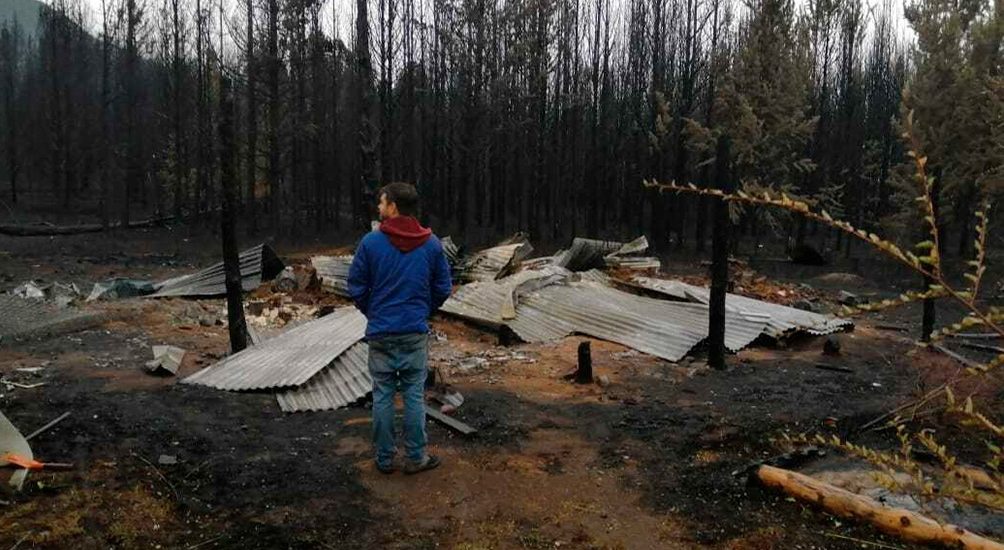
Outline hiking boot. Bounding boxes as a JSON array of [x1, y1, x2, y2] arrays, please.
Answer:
[[404, 454, 441, 475]]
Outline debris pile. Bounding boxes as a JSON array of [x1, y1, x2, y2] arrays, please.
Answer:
[[181, 231, 851, 417], [149, 243, 284, 298]]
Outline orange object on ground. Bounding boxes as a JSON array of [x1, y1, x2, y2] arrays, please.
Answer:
[[2, 453, 72, 470]]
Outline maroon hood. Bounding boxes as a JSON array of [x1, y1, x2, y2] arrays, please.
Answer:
[[380, 216, 432, 252]]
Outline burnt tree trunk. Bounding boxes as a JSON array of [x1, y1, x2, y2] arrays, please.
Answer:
[[219, 75, 248, 354], [709, 135, 732, 371], [921, 177, 940, 342]]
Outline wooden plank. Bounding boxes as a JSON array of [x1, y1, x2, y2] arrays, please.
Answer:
[[425, 405, 477, 436]]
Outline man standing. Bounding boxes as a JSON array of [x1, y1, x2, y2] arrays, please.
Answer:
[[348, 182, 453, 475]]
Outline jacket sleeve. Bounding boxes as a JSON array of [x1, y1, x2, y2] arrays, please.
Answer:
[[430, 243, 453, 310], [347, 240, 371, 315]]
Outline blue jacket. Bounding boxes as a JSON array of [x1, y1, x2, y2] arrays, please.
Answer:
[[347, 230, 453, 339]]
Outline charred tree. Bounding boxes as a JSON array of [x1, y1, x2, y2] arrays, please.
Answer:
[[708, 135, 732, 371], [218, 74, 248, 354]]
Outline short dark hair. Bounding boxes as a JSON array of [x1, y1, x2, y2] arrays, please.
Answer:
[[380, 182, 420, 216]]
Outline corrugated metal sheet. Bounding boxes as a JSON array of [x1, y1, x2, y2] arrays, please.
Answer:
[[182, 307, 366, 390], [552, 236, 660, 272], [276, 342, 371, 412], [519, 282, 767, 359], [312, 255, 353, 297], [440, 273, 767, 361], [552, 238, 623, 271], [631, 277, 852, 337], [459, 238, 533, 283], [150, 244, 285, 298]]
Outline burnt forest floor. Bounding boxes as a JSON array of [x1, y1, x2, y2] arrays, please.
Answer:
[[0, 226, 1001, 549]]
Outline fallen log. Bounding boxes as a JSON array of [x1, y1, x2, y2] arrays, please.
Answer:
[[0, 216, 174, 236], [756, 464, 1004, 550]]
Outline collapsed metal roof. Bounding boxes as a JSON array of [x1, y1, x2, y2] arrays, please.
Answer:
[[457, 234, 534, 283], [551, 236, 660, 272], [630, 276, 852, 337], [441, 269, 768, 361], [311, 255, 353, 297], [182, 307, 366, 390], [275, 342, 371, 412], [150, 244, 285, 298]]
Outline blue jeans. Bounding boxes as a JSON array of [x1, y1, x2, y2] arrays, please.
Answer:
[[368, 333, 428, 468]]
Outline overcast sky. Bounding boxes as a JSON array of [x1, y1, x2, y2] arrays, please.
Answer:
[[51, 0, 914, 59]]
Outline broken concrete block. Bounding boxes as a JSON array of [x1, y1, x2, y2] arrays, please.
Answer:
[[145, 345, 186, 375]]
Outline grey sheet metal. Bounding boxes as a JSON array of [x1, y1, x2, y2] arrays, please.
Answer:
[[149, 243, 285, 298], [631, 277, 852, 337], [458, 236, 534, 283], [518, 282, 767, 359], [552, 235, 660, 272], [312, 255, 353, 297], [276, 342, 371, 412], [182, 307, 366, 390], [440, 272, 767, 361]]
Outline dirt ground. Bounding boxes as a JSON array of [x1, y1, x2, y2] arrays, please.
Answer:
[[0, 227, 1001, 549]]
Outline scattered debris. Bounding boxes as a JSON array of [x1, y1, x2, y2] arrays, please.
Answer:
[[0, 294, 106, 344], [837, 290, 860, 306], [158, 455, 178, 465], [949, 332, 1004, 340], [424, 405, 477, 436], [150, 243, 284, 298], [25, 412, 71, 441], [956, 341, 1004, 355], [144, 345, 186, 375], [12, 281, 46, 300], [930, 343, 982, 369], [87, 278, 155, 301], [874, 323, 910, 333], [814, 363, 853, 374], [1, 380, 46, 390], [274, 266, 299, 292]]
